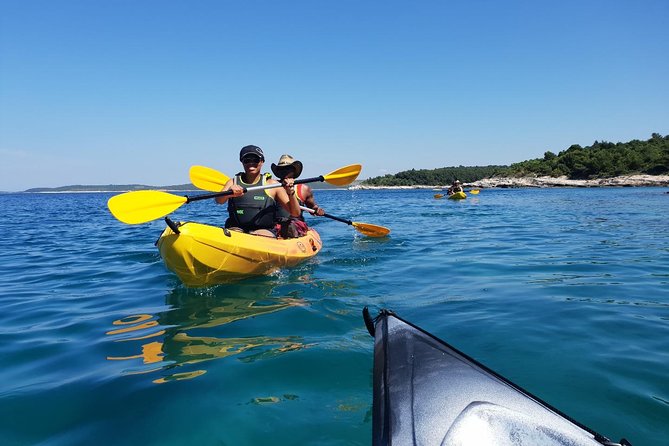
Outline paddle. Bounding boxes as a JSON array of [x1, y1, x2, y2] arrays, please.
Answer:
[[187, 165, 230, 191], [300, 206, 390, 237], [190, 165, 390, 237], [108, 164, 362, 224]]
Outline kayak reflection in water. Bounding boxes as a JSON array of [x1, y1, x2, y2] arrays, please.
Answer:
[[106, 285, 310, 384]]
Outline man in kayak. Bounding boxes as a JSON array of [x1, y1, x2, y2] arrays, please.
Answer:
[[215, 145, 301, 237], [447, 179, 464, 196], [271, 154, 326, 217]]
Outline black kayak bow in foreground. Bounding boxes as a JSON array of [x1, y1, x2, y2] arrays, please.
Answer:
[[363, 308, 632, 446]]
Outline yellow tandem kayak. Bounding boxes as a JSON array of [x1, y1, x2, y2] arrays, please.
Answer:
[[156, 221, 323, 287], [448, 191, 467, 200]]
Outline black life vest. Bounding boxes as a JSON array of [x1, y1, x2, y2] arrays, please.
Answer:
[[226, 173, 278, 231]]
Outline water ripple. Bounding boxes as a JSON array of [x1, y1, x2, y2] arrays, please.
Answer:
[[0, 189, 667, 444]]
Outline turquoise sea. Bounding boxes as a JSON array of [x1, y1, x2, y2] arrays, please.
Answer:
[[0, 187, 667, 445]]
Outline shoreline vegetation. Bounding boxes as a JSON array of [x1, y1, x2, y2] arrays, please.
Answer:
[[361, 133, 669, 189], [9, 133, 668, 193]]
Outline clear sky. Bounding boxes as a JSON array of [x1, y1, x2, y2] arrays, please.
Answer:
[[1, 0, 667, 191]]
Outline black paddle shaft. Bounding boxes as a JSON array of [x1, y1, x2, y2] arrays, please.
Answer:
[[322, 213, 353, 225], [184, 175, 326, 203]]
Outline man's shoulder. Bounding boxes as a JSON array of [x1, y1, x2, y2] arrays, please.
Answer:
[[264, 173, 279, 184]]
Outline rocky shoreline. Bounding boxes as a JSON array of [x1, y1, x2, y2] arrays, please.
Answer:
[[350, 174, 669, 190]]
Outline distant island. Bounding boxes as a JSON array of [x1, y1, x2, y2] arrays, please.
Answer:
[[16, 133, 669, 192], [24, 184, 197, 193], [361, 133, 669, 187], [22, 181, 345, 193]]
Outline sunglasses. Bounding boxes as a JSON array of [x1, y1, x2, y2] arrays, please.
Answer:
[[242, 156, 262, 164]]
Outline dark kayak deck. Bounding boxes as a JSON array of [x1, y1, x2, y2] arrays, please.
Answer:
[[364, 308, 632, 446]]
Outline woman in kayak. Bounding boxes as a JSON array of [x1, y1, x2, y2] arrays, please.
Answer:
[[271, 154, 325, 238], [216, 145, 301, 237], [447, 179, 464, 196], [271, 154, 326, 217]]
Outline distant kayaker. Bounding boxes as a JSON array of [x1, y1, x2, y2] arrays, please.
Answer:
[[271, 154, 326, 217], [447, 179, 463, 196], [215, 145, 301, 237]]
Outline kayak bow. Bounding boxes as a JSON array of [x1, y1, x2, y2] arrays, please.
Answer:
[[363, 308, 632, 446]]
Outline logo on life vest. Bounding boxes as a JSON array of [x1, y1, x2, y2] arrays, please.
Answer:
[[253, 196, 265, 201]]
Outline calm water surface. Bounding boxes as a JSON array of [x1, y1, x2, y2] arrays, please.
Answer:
[[0, 188, 667, 445]]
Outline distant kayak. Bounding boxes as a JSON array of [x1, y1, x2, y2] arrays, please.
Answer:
[[448, 191, 467, 200], [156, 220, 322, 287], [363, 308, 632, 446]]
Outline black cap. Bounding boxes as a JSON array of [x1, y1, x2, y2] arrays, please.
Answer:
[[239, 145, 265, 161]]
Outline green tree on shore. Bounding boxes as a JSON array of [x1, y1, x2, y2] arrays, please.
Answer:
[[362, 133, 668, 186]]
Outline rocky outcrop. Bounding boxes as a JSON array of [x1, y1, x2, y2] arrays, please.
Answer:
[[469, 174, 669, 188], [351, 175, 669, 190]]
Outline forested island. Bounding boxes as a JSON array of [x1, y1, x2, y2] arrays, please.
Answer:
[[362, 133, 669, 187]]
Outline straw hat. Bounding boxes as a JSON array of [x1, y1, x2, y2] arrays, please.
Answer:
[[271, 154, 303, 179]]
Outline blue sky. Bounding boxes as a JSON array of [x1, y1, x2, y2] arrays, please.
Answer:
[[1, 0, 667, 191]]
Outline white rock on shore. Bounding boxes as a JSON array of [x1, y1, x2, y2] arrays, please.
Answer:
[[470, 174, 669, 188], [350, 175, 669, 190]]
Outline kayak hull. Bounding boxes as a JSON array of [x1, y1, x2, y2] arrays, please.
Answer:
[[448, 191, 467, 200], [366, 309, 630, 446], [156, 222, 322, 287]]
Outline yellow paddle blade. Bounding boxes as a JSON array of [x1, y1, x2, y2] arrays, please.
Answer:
[[352, 222, 390, 237], [434, 194, 444, 199], [322, 164, 362, 186], [469, 189, 480, 195], [107, 190, 187, 224], [189, 165, 230, 192]]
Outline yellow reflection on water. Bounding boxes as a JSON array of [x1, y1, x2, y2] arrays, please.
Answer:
[[105, 282, 308, 383], [250, 394, 299, 405], [153, 370, 207, 384], [107, 341, 164, 364]]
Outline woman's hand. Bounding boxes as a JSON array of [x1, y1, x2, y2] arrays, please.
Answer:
[[281, 178, 295, 197]]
